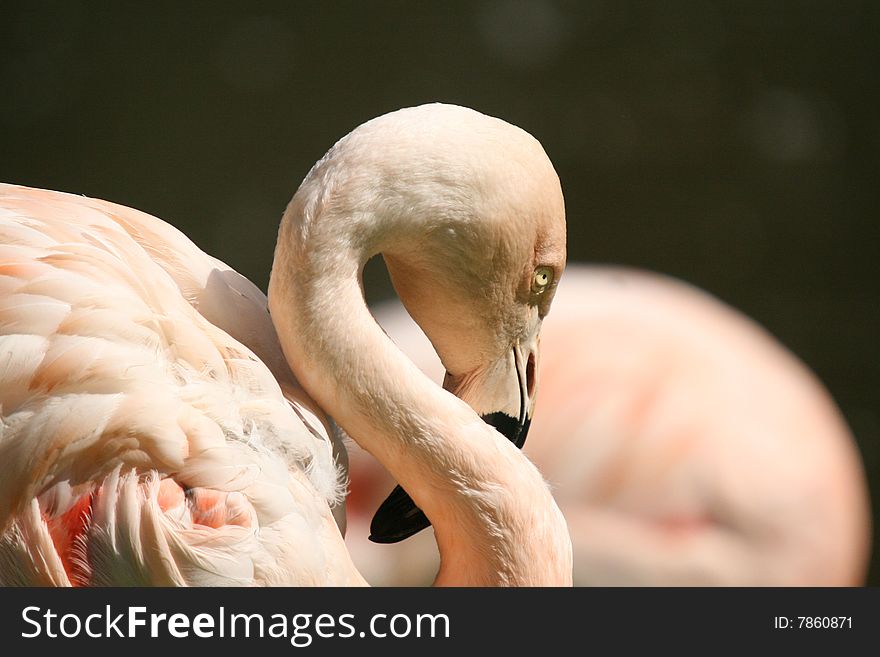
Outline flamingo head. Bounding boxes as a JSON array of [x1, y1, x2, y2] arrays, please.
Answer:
[[326, 104, 566, 542]]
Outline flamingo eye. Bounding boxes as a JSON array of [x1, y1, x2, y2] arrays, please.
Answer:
[[532, 266, 553, 293]]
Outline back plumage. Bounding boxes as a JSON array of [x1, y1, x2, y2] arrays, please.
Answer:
[[0, 183, 357, 586]]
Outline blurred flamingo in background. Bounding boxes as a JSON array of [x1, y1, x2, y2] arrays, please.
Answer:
[[347, 265, 871, 585]]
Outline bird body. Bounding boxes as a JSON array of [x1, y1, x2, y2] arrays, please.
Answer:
[[528, 267, 870, 585], [0, 183, 358, 585]]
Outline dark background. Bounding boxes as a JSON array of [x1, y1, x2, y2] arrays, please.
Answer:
[[2, 1, 877, 583]]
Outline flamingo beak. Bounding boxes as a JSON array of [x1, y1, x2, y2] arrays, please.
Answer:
[[369, 345, 536, 544], [479, 411, 531, 448]]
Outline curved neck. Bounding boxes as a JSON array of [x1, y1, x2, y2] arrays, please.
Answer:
[[268, 204, 571, 586]]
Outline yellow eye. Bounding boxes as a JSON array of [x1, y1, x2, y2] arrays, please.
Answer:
[[532, 266, 553, 293]]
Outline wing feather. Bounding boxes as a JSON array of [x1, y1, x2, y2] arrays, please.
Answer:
[[0, 183, 352, 586]]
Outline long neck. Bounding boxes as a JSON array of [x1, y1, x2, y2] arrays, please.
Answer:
[[268, 204, 571, 586]]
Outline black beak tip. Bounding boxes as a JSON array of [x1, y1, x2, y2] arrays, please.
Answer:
[[369, 484, 431, 544]]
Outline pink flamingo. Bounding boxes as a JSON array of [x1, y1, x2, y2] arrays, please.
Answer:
[[0, 104, 571, 586], [348, 265, 870, 585]]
